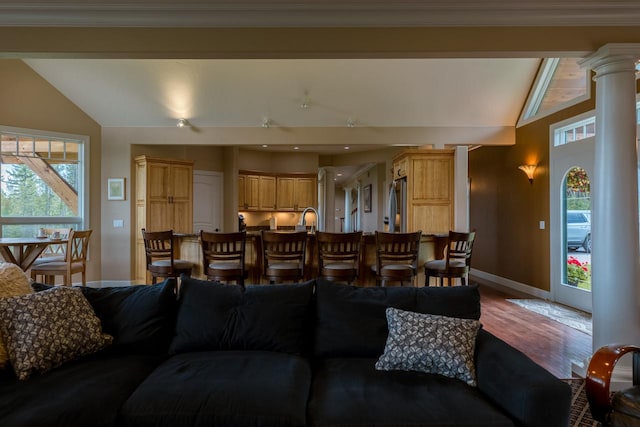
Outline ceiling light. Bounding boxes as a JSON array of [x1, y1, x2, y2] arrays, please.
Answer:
[[262, 144, 268, 148], [262, 118, 272, 128], [344, 146, 350, 150], [293, 146, 300, 150], [336, 173, 343, 177], [347, 118, 356, 128], [176, 118, 189, 128], [300, 91, 311, 109]]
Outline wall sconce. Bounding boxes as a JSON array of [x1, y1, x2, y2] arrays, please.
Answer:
[[518, 164, 537, 184]]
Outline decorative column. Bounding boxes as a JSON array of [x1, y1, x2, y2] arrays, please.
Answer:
[[344, 186, 352, 232], [580, 44, 640, 355], [319, 168, 336, 232]]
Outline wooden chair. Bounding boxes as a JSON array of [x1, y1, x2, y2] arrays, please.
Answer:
[[316, 231, 362, 284], [424, 230, 476, 286], [261, 230, 307, 284], [371, 230, 422, 287], [32, 227, 72, 266], [200, 230, 247, 287], [141, 229, 193, 284], [30, 229, 92, 286]]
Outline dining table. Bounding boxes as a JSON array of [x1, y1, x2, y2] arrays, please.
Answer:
[[0, 237, 69, 271]]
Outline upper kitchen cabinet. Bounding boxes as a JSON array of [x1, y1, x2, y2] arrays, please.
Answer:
[[393, 150, 454, 234], [238, 172, 276, 211], [276, 175, 317, 211], [135, 156, 193, 281]]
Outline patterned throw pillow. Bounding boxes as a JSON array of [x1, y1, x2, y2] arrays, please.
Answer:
[[0, 262, 34, 369], [375, 307, 481, 386], [0, 286, 113, 380]]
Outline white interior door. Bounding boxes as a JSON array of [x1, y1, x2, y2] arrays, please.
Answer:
[[193, 170, 223, 233]]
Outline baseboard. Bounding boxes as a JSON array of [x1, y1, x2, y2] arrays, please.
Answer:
[[470, 268, 552, 300]]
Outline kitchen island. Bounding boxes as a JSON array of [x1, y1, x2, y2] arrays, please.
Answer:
[[175, 231, 448, 286]]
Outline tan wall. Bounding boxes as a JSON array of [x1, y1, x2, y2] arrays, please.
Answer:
[[469, 86, 597, 291], [0, 59, 102, 281]]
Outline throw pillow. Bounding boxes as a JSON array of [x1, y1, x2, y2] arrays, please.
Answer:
[[0, 262, 34, 369], [375, 307, 481, 386], [0, 286, 113, 380]]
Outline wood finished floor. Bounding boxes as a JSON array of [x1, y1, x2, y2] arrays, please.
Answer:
[[478, 284, 592, 379]]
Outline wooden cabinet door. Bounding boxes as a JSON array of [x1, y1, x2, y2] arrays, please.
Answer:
[[411, 157, 452, 202], [259, 176, 276, 211], [147, 162, 170, 201], [294, 177, 317, 209], [276, 177, 295, 210], [238, 174, 246, 210], [246, 175, 260, 210], [170, 164, 193, 202]]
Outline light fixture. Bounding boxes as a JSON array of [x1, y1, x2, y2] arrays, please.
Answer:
[[518, 164, 537, 184], [344, 146, 350, 150], [347, 118, 356, 128], [262, 118, 272, 128], [261, 144, 268, 148], [300, 91, 311, 109], [293, 146, 300, 150], [176, 118, 189, 128]]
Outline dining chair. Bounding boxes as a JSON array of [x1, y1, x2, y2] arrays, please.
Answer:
[[200, 230, 247, 287], [424, 230, 476, 286], [371, 230, 422, 287], [30, 229, 92, 286], [316, 231, 362, 284], [141, 229, 194, 284], [261, 230, 307, 284], [32, 227, 72, 266]]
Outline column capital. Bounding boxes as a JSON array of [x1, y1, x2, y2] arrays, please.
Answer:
[[579, 43, 640, 76]]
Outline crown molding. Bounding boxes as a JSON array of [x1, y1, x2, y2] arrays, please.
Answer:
[[1, 1, 640, 28]]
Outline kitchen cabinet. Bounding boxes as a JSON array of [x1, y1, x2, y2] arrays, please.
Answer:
[[239, 171, 315, 212], [276, 176, 317, 211], [134, 155, 194, 282], [393, 150, 454, 234], [238, 174, 276, 211]]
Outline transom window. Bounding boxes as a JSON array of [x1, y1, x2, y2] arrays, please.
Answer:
[[0, 127, 88, 237], [553, 117, 596, 146]]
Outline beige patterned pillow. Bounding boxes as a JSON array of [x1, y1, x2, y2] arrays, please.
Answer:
[[375, 307, 481, 386], [0, 286, 113, 380], [0, 262, 34, 368]]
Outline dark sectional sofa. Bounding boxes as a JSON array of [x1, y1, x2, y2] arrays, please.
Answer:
[[0, 277, 571, 427]]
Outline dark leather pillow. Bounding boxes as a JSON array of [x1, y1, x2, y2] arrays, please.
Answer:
[[170, 276, 315, 356], [79, 279, 177, 354]]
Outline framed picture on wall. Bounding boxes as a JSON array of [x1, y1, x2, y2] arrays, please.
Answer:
[[363, 184, 372, 212], [108, 178, 126, 201]]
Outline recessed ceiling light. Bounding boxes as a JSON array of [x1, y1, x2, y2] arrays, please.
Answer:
[[344, 146, 350, 150], [293, 146, 300, 150], [262, 144, 268, 148], [336, 173, 343, 177]]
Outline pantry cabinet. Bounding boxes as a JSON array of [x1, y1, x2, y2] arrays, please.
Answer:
[[134, 155, 193, 282]]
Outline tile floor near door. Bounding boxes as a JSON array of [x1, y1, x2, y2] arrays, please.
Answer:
[[478, 284, 592, 379]]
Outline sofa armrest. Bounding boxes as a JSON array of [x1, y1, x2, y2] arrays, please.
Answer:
[[475, 330, 571, 427], [586, 343, 640, 422]]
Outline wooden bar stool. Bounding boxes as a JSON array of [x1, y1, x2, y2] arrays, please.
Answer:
[[316, 231, 362, 285], [141, 229, 193, 284], [371, 230, 422, 287], [261, 230, 307, 284], [200, 230, 247, 288], [424, 230, 475, 286]]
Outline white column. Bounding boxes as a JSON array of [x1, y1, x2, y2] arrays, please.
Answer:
[[324, 168, 336, 232], [344, 186, 352, 232], [454, 146, 469, 231], [580, 44, 640, 353], [355, 182, 362, 231]]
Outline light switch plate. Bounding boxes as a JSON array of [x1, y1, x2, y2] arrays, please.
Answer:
[[539, 220, 545, 230], [113, 219, 124, 228]]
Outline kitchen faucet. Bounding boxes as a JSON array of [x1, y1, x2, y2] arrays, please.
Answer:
[[298, 207, 320, 232]]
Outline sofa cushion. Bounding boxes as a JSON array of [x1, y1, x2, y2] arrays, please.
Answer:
[[122, 351, 311, 427], [170, 277, 314, 355], [0, 351, 164, 427], [80, 279, 177, 354], [313, 279, 481, 358], [0, 263, 33, 369], [0, 286, 112, 380], [375, 307, 481, 386], [308, 358, 514, 427]]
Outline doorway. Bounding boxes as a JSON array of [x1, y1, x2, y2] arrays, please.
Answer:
[[550, 127, 594, 313]]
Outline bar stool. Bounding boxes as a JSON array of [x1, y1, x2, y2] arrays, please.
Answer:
[[261, 230, 307, 284], [200, 230, 247, 288], [371, 230, 422, 287], [424, 230, 475, 286], [316, 231, 362, 284], [141, 229, 193, 284]]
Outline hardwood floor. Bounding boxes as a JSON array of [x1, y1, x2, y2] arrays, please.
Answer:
[[478, 283, 592, 379]]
